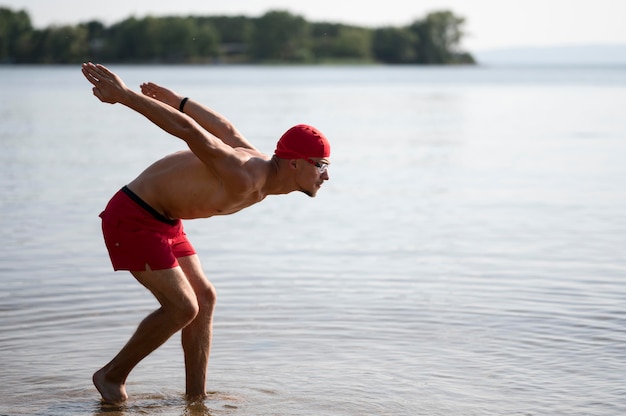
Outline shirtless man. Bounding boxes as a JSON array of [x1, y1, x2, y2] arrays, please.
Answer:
[[81, 62, 331, 404]]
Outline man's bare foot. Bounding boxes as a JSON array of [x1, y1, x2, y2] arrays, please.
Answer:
[[93, 367, 128, 405], [185, 392, 208, 403]]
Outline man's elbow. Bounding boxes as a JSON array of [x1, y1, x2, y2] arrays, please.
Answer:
[[178, 118, 202, 141]]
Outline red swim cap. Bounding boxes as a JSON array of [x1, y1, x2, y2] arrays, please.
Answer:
[[274, 124, 331, 160]]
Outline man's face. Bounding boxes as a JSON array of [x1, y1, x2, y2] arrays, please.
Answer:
[[296, 157, 330, 197]]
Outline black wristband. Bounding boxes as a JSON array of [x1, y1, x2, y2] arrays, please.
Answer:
[[179, 97, 189, 112]]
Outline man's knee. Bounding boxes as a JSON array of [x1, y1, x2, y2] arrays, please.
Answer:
[[197, 282, 217, 310], [172, 295, 200, 327]]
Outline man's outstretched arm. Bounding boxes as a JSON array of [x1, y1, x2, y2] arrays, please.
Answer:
[[140, 82, 257, 151], [81, 62, 237, 170]]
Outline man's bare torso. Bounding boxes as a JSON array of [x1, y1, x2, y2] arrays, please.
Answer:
[[127, 148, 271, 220]]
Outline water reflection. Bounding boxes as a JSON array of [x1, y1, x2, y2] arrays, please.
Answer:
[[2, 65, 626, 415]]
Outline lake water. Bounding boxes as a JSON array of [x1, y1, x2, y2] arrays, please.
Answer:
[[1, 64, 625, 416]]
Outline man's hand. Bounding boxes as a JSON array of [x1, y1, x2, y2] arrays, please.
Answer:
[[81, 62, 130, 104], [140, 82, 184, 109]]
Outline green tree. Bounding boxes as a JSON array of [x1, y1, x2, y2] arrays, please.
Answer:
[[0, 6, 475, 64], [409, 10, 469, 64], [0, 7, 33, 62], [104, 16, 219, 63], [372, 27, 418, 63], [80, 20, 107, 61], [250, 10, 310, 62], [191, 20, 220, 62], [38, 25, 89, 63], [204, 15, 252, 44], [312, 23, 372, 61], [106, 17, 147, 61], [149, 16, 197, 62], [199, 16, 252, 61]]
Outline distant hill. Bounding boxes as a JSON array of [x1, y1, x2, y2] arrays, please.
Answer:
[[473, 44, 626, 66]]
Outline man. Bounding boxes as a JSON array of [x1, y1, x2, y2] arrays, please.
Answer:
[[81, 62, 331, 404]]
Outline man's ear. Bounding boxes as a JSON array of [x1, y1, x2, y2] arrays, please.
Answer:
[[290, 159, 298, 169]]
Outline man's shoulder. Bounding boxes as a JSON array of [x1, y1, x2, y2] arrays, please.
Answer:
[[234, 147, 269, 159], [219, 150, 270, 193]]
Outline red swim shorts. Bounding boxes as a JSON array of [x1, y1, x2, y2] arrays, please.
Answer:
[[99, 186, 196, 271]]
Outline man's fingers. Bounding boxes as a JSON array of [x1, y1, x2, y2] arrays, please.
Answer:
[[94, 64, 113, 81], [83, 62, 111, 85], [140, 83, 161, 100], [91, 67, 108, 82], [82, 65, 100, 87], [141, 83, 156, 94]]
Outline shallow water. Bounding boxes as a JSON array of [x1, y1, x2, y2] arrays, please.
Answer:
[[1, 65, 626, 415]]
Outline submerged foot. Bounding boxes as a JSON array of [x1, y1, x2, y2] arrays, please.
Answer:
[[185, 392, 208, 403], [93, 367, 128, 405]]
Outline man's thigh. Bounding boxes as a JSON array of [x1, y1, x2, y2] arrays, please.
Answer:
[[131, 267, 197, 310], [177, 255, 215, 297]]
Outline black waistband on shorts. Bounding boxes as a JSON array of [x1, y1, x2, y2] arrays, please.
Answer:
[[121, 185, 178, 225]]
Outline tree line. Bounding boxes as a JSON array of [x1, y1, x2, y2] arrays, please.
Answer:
[[0, 7, 475, 65]]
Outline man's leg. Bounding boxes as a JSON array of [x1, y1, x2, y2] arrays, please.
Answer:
[[177, 255, 217, 400], [93, 267, 200, 404]]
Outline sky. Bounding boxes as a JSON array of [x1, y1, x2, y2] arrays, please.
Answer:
[[3, 0, 626, 52]]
